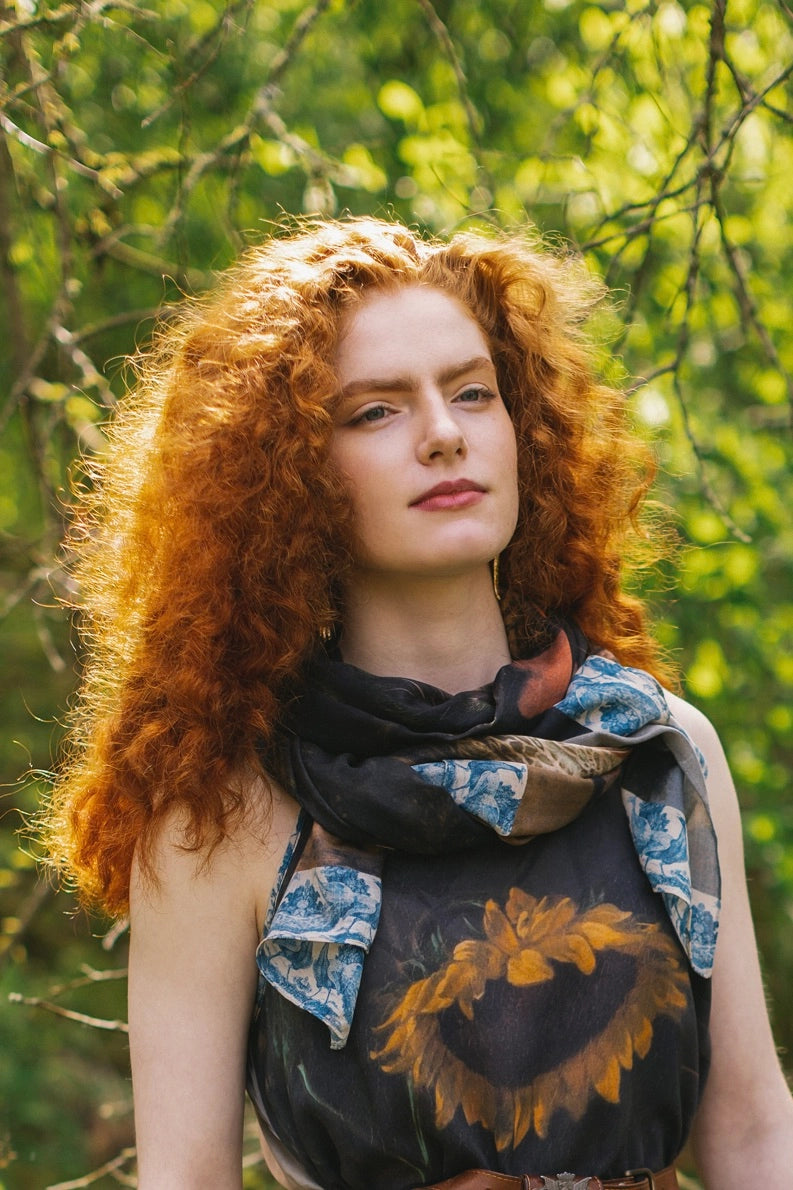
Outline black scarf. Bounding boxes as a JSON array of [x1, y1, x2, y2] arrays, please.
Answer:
[[256, 623, 720, 1049]]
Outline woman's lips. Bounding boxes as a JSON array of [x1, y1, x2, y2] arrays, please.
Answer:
[[410, 481, 486, 511]]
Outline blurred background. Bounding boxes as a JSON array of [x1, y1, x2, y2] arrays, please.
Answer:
[[1, 0, 791, 1186]]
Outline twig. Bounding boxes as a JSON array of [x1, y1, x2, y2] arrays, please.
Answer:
[[90, 236, 211, 290], [265, 0, 333, 89], [71, 308, 165, 343], [710, 182, 793, 421], [625, 362, 678, 396], [0, 113, 123, 197], [0, 122, 31, 377], [414, 0, 482, 142], [0, 0, 158, 36], [8, 991, 130, 1032], [53, 325, 117, 408], [45, 1147, 137, 1190], [0, 275, 73, 437], [102, 917, 130, 951], [0, 878, 51, 971], [32, 603, 68, 673], [45, 964, 128, 999], [0, 3, 75, 38]]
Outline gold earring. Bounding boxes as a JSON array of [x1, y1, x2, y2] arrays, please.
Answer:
[[319, 624, 333, 642], [492, 556, 501, 602]]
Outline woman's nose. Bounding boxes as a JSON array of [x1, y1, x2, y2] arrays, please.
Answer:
[[416, 394, 467, 462]]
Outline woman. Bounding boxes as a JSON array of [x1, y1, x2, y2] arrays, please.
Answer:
[[45, 217, 793, 1189]]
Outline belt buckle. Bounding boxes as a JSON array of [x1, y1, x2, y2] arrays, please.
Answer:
[[623, 1170, 656, 1189], [540, 1177, 593, 1189]]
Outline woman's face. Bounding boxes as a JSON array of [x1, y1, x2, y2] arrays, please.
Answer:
[[330, 285, 519, 583]]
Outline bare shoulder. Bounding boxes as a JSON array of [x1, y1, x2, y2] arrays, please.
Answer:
[[664, 691, 738, 828], [128, 771, 301, 1186], [663, 703, 793, 1176], [131, 767, 301, 936], [664, 690, 724, 763]]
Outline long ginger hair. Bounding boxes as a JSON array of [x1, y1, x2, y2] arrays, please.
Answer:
[[44, 216, 670, 915]]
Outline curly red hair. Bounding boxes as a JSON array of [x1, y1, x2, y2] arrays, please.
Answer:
[[44, 216, 672, 915]]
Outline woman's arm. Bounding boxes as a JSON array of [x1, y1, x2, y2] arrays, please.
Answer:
[[128, 777, 300, 1190], [667, 694, 793, 1186]]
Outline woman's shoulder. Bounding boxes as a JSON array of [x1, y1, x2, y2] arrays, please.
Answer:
[[131, 766, 301, 936], [664, 689, 720, 746], [664, 689, 740, 833]]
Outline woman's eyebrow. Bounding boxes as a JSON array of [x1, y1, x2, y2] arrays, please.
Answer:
[[338, 355, 496, 399]]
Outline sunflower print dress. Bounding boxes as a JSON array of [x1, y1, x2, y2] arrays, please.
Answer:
[[247, 783, 710, 1189]]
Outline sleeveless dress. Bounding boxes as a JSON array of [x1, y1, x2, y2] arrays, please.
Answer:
[[246, 631, 714, 1190]]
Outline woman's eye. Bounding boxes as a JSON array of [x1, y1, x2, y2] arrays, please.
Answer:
[[351, 404, 390, 425], [455, 385, 494, 404]]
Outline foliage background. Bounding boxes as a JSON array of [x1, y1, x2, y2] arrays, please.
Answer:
[[1, 0, 791, 1186]]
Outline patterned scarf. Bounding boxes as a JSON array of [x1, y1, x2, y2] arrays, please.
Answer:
[[256, 623, 720, 1050]]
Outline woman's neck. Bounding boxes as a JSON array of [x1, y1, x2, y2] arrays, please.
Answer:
[[337, 567, 511, 693]]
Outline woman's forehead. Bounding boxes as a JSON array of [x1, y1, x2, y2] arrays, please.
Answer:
[[335, 285, 491, 382]]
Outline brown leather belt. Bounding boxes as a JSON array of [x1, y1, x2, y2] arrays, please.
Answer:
[[422, 1164, 678, 1190]]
